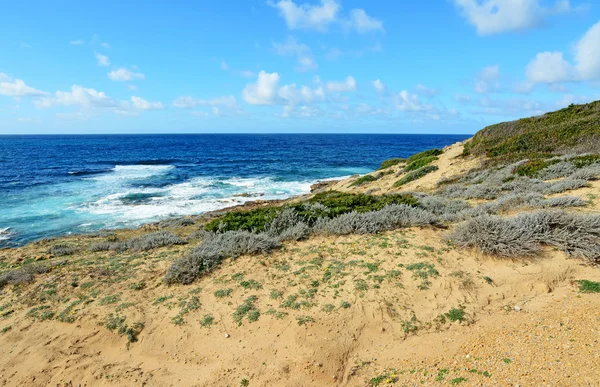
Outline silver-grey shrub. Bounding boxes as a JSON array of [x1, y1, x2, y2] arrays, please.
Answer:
[[126, 231, 187, 251], [164, 231, 280, 284], [543, 179, 589, 194], [419, 195, 470, 215], [48, 244, 76, 256], [569, 164, 600, 181], [0, 264, 50, 289], [313, 204, 439, 235], [451, 210, 600, 262], [538, 161, 577, 180]]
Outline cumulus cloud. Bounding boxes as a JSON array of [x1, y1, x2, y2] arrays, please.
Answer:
[[242, 71, 281, 105], [172, 96, 239, 108], [95, 52, 110, 67], [345, 9, 384, 33], [453, 0, 574, 35], [108, 68, 145, 82], [372, 79, 385, 93], [273, 36, 318, 72], [394, 90, 432, 112], [268, 0, 382, 33], [326, 76, 356, 92], [415, 84, 439, 97], [35, 85, 119, 109], [278, 83, 325, 104], [131, 96, 164, 111], [0, 74, 48, 98], [525, 21, 600, 84], [474, 64, 501, 93]]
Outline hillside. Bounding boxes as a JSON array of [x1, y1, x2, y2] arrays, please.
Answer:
[[2, 103, 600, 386], [463, 100, 600, 160]]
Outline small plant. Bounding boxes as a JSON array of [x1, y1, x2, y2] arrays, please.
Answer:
[[100, 294, 121, 306], [406, 148, 443, 164], [340, 301, 351, 309], [402, 314, 419, 334], [270, 289, 284, 299], [200, 314, 214, 327], [240, 378, 250, 386], [404, 156, 438, 172], [296, 315, 314, 326], [1, 325, 12, 334], [322, 304, 335, 313], [240, 279, 262, 290], [232, 296, 259, 326], [445, 307, 466, 322], [503, 358, 512, 364], [214, 288, 233, 298], [576, 280, 600, 293], [129, 281, 146, 291], [450, 377, 467, 385], [48, 244, 75, 256]]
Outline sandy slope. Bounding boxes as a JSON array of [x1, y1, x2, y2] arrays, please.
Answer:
[[1, 140, 600, 386]]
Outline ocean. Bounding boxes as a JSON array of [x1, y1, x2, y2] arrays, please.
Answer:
[[0, 134, 469, 247]]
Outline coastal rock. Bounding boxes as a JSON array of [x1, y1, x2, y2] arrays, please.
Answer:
[[310, 181, 338, 194]]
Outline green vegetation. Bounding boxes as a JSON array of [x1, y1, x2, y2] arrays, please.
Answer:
[[463, 100, 600, 160], [406, 148, 443, 164], [404, 156, 438, 172], [378, 158, 405, 170], [214, 288, 233, 298], [513, 159, 554, 177], [350, 174, 378, 187], [577, 279, 600, 293], [570, 154, 600, 168], [444, 307, 466, 322], [393, 166, 438, 187], [204, 191, 419, 232], [232, 296, 260, 326]]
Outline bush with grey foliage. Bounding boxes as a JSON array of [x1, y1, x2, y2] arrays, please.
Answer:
[[0, 264, 50, 289]]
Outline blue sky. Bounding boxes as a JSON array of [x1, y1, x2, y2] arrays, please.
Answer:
[[1, 0, 599, 134]]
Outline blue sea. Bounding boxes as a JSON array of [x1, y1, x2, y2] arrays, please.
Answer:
[[0, 134, 468, 247]]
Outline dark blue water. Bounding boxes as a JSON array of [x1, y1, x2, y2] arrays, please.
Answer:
[[0, 134, 468, 246]]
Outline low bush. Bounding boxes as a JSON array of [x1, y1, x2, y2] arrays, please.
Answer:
[[0, 264, 50, 289], [577, 279, 600, 293], [158, 218, 195, 229], [406, 148, 443, 164], [450, 210, 600, 262], [404, 156, 438, 172], [48, 244, 76, 256], [349, 174, 378, 187], [313, 204, 439, 235], [164, 231, 280, 284], [538, 161, 577, 180], [393, 165, 438, 187], [378, 158, 405, 170], [126, 231, 187, 251], [569, 164, 600, 181], [570, 154, 600, 168], [543, 179, 589, 194], [513, 159, 553, 177]]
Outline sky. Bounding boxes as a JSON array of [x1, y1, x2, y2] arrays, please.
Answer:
[[1, 0, 599, 134]]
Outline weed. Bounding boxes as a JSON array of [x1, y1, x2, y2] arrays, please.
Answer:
[[577, 279, 600, 293], [296, 315, 314, 326], [200, 314, 214, 327]]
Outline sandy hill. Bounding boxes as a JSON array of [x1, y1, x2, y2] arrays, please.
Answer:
[[1, 101, 600, 386]]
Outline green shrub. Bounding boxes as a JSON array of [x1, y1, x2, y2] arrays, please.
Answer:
[[349, 174, 378, 187], [205, 207, 280, 233], [378, 158, 405, 170], [577, 279, 600, 293], [464, 101, 600, 160], [393, 165, 439, 187], [404, 156, 438, 172], [513, 159, 552, 177], [570, 154, 600, 168], [407, 148, 443, 164]]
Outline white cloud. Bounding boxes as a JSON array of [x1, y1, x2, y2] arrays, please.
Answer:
[[172, 96, 239, 108], [70, 40, 84, 45], [131, 96, 165, 111], [127, 85, 138, 91], [101, 42, 111, 49], [108, 68, 145, 82], [474, 64, 501, 94], [35, 85, 118, 109], [372, 79, 385, 93], [453, 0, 574, 35], [394, 90, 432, 112], [326, 76, 356, 92], [415, 84, 438, 97], [269, 0, 382, 33], [574, 20, 600, 81], [513, 81, 534, 94], [242, 71, 281, 105], [273, 36, 318, 72], [95, 52, 110, 67], [0, 74, 48, 97], [526, 51, 574, 83], [355, 103, 390, 116], [240, 70, 255, 78], [345, 9, 384, 33], [268, 0, 340, 32], [278, 83, 325, 104], [555, 93, 595, 108]]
